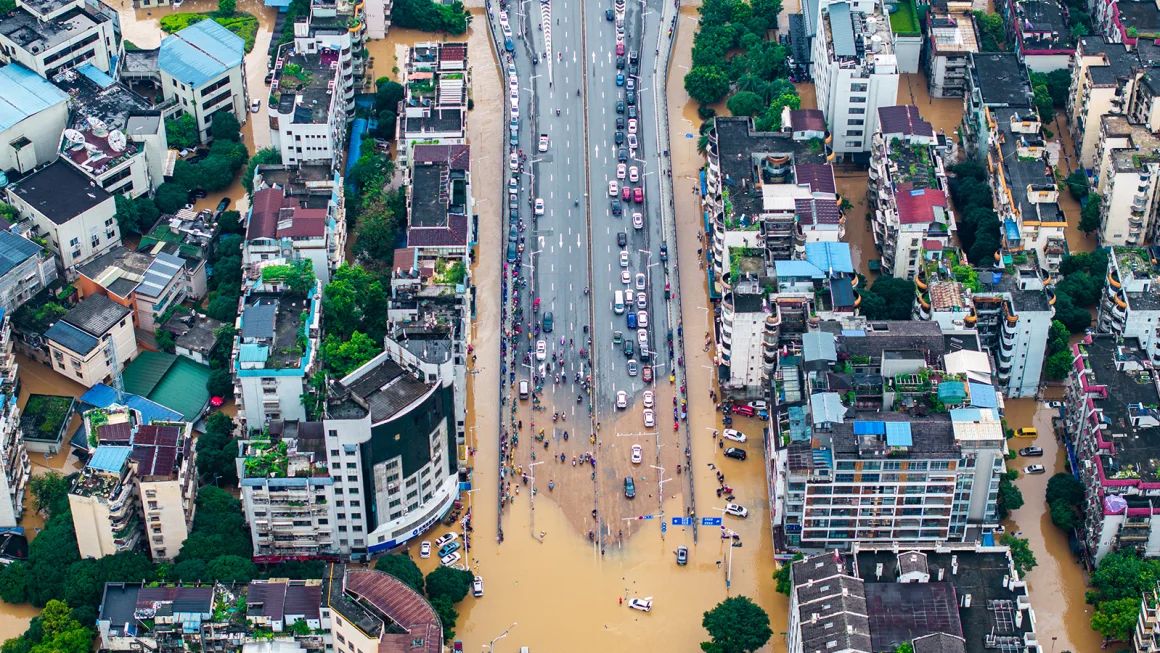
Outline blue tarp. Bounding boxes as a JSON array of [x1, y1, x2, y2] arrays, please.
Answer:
[[805, 242, 854, 274], [853, 420, 885, 435], [345, 117, 369, 182], [76, 63, 116, 89], [699, 169, 707, 196], [79, 384, 183, 425], [89, 446, 132, 473], [1004, 218, 1021, 243], [968, 382, 999, 409], [885, 422, 913, 447]]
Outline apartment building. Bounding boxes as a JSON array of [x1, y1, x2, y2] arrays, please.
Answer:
[[868, 105, 954, 279], [0, 311, 27, 529], [246, 578, 324, 633], [0, 64, 68, 175], [43, 293, 137, 386], [961, 52, 1036, 160], [55, 67, 168, 198], [158, 20, 247, 143], [138, 206, 219, 301], [925, 3, 978, 98], [0, 230, 57, 314], [6, 159, 120, 273], [249, 163, 347, 285], [289, 0, 368, 109], [1000, 0, 1074, 71], [1064, 334, 1160, 562], [0, 0, 121, 78], [232, 278, 322, 429], [809, 0, 899, 158], [405, 144, 473, 264], [1068, 36, 1144, 169], [326, 567, 441, 653], [76, 246, 192, 333], [788, 543, 1041, 653], [396, 42, 469, 168], [1093, 114, 1160, 246], [364, 0, 393, 38], [1138, 579, 1160, 653], [72, 406, 196, 560], [1098, 247, 1160, 363], [268, 43, 349, 169]]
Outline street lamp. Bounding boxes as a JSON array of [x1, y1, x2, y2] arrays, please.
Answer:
[[483, 622, 518, 652]]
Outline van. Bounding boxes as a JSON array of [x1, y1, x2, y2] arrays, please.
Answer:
[[613, 290, 625, 314], [519, 380, 529, 399], [1016, 427, 1038, 438]]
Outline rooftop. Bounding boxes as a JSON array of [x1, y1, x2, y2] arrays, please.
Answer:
[[140, 207, 218, 261], [76, 246, 154, 299], [821, 0, 895, 63], [828, 413, 959, 458], [1110, 246, 1160, 311], [832, 319, 946, 360], [0, 230, 44, 278], [161, 312, 222, 357], [975, 268, 1053, 312], [927, 11, 978, 55], [327, 351, 434, 423], [709, 117, 826, 222], [992, 112, 1062, 227], [247, 579, 323, 623], [130, 423, 187, 480], [9, 159, 112, 225], [0, 64, 68, 131], [0, 4, 108, 59], [1117, 0, 1160, 38], [247, 187, 328, 241], [1014, 0, 1073, 51], [44, 294, 129, 354], [1101, 114, 1160, 174], [54, 68, 158, 177], [70, 454, 129, 498], [407, 163, 470, 248], [969, 53, 1034, 108], [1082, 335, 1160, 482], [400, 106, 465, 136], [338, 569, 442, 653], [238, 291, 313, 370], [158, 19, 245, 88], [272, 48, 340, 125], [896, 186, 949, 224], [878, 105, 935, 139]]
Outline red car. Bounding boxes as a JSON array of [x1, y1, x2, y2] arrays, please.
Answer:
[[642, 366, 653, 383], [633, 187, 644, 203], [732, 404, 756, 417], [616, 41, 625, 56], [621, 186, 631, 201]]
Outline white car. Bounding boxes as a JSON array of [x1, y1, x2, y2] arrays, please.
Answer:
[[510, 105, 519, 120], [419, 541, 432, 558], [616, 390, 628, 409], [632, 212, 644, 229], [536, 339, 547, 360], [621, 270, 631, 284], [637, 311, 648, 328], [509, 152, 519, 170], [617, 163, 627, 179], [508, 178, 518, 194], [1024, 464, 1046, 475], [625, 289, 634, 305], [631, 444, 643, 464], [628, 118, 638, 134], [722, 429, 747, 443], [620, 251, 629, 267], [441, 551, 462, 566], [637, 329, 648, 346], [629, 165, 639, 182], [635, 273, 646, 290], [627, 597, 653, 612], [250, 99, 261, 113], [724, 503, 749, 518], [509, 88, 519, 103], [609, 180, 619, 196], [643, 409, 655, 428], [627, 134, 638, 150], [538, 134, 549, 152], [643, 390, 654, 408], [534, 198, 545, 215], [637, 293, 647, 310], [434, 532, 459, 547], [472, 576, 484, 597]]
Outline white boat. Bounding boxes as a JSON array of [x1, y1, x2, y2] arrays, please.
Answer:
[[627, 597, 652, 612]]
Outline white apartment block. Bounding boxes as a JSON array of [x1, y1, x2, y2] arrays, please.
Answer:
[[1094, 114, 1160, 247], [0, 312, 26, 529], [0, 0, 121, 79], [158, 20, 247, 143], [364, 0, 393, 39], [1068, 36, 1141, 169], [1098, 247, 1160, 364], [43, 293, 137, 387], [250, 163, 348, 285], [397, 42, 468, 168], [809, 0, 899, 158], [6, 159, 120, 274], [0, 64, 68, 175], [0, 230, 57, 315], [269, 44, 348, 170]]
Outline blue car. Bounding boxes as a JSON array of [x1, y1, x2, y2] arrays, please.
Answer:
[[439, 541, 461, 558], [616, 73, 625, 86], [627, 312, 638, 329]]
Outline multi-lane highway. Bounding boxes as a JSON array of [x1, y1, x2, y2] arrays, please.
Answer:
[[491, 0, 686, 539]]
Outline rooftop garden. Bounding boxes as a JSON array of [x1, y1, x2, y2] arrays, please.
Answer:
[[432, 259, 466, 286], [888, 0, 921, 36], [1116, 247, 1151, 274], [20, 395, 74, 443], [891, 138, 939, 189], [159, 12, 259, 53], [279, 62, 314, 89], [729, 247, 766, 281], [244, 436, 289, 478]]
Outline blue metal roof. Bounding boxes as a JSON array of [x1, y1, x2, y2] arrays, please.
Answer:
[[1004, 218, 1021, 243], [158, 20, 244, 89], [79, 384, 183, 424], [76, 63, 116, 89], [89, 445, 132, 473], [805, 242, 854, 274], [853, 420, 885, 435], [44, 320, 98, 355], [968, 382, 999, 409], [0, 231, 42, 278], [775, 260, 825, 279], [811, 392, 846, 425], [802, 331, 837, 362], [238, 343, 270, 363], [0, 64, 68, 131], [884, 422, 913, 447], [828, 2, 857, 58], [950, 407, 999, 423]]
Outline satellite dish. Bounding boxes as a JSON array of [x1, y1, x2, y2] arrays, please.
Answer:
[[87, 116, 108, 137], [107, 130, 126, 152], [63, 129, 86, 148]]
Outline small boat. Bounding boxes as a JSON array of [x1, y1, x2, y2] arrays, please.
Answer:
[[627, 597, 653, 612]]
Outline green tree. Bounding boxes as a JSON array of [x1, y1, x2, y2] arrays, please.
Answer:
[[1066, 169, 1089, 202], [206, 555, 257, 584], [1091, 597, 1140, 642], [177, 486, 251, 562], [1089, 550, 1160, 603], [1056, 270, 1101, 306], [424, 566, 473, 604], [894, 644, 914, 653], [155, 329, 176, 353], [210, 112, 242, 142], [1050, 499, 1080, 530], [1031, 81, 1055, 122], [1043, 350, 1074, 381], [1047, 320, 1071, 355], [754, 91, 800, 131], [155, 182, 189, 214], [323, 265, 389, 341], [684, 65, 732, 105], [373, 554, 424, 593], [1047, 472, 1085, 505], [374, 78, 405, 114], [997, 472, 1023, 519], [354, 194, 403, 263], [206, 368, 234, 400], [30, 472, 69, 516], [999, 534, 1037, 577], [973, 11, 1006, 51], [112, 195, 160, 236], [242, 148, 282, 194], [217, 0, 235, 15], [322, 332, 381, 377], [390, 0, 469, 34], [861, 277, 916, 320], [726, 91, 765, 117], [701, 596, 772, 653], [1079, 195, 1102, 234], [429, 596, 457, 641], [774, 553, 802, 595], [165, 114, 199, 149], [0, 561, 28, 603]]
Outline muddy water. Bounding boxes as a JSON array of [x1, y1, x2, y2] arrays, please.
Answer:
[[1001, 398, 1103, 653]]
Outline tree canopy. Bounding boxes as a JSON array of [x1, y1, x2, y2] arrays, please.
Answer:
[[373, 555, 424, 593], [859, 277, 915, 321], [391, 0, 469, 34], [999, 534, 1037, 578], [701, 596, 772, 653]]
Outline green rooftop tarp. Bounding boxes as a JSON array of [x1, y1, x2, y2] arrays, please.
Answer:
[[123, 351, 176, 397], [122, 352, 210, 421]]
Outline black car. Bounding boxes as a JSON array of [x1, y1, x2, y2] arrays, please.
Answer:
[[627, 105, 638, 119], [616, 116, 625, 130], [264, 71, 274, 84], [628, 62, 638, 76], [616, 101, 625, 114], [659, 243, 668, 261], [618, 148, 628, 162], [617, 232, 627, 247], [606, 8, 614, 20], [615, 131, 625, 145], [1019, 447, 1044, 457], [724, 447, 747, 461], [626, 90, 636, 105], [616, 56, 625, 69], [543, 311, 554, 333], [611, 199, 623, 216]]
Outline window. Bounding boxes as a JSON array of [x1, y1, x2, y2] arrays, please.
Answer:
[[849, 95, 867, 103], [849, 107, 865, 114]]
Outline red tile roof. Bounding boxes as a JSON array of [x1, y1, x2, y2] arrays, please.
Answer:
[[895, 184, 948, 224], [407, 213, 469, 248], [439, 44, 467, 62], [412, 144, 470, 171], [795, 163, 837, 195], [877, 105, 935, 138], [276, 207, 327, 239], [344, 570, 442, 653], [247, 187, 287, 240], [789, 109, 826, 132], [248, 187, 328, 240]]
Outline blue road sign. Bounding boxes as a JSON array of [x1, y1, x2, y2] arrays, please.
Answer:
[[671, 517, 687, 526], [642, 514, 654, 520], [661, 522, 667, 533], [701, 517, 723, 526]]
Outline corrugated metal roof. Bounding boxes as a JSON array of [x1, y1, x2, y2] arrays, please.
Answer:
[[44, 320, 99, 355], [136, 252, 184, 299], [853, 420, 885, 435], [803, 331, 837, 362], [811, 392, 847, 425], [805, 242, 854, 274], [0, 231, 42, 278], [239, 343, 270, 363], [937, 380, 967, 403], [968, 382, 999, 408], [775, 260, 826, 279], [158, 20, 244, 89], [76, 62, 116, 89], [828, 2, 857, 57], [0, 64, 68, 131], [89, 445, 132, 473], [884, 422, 913, 446]]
